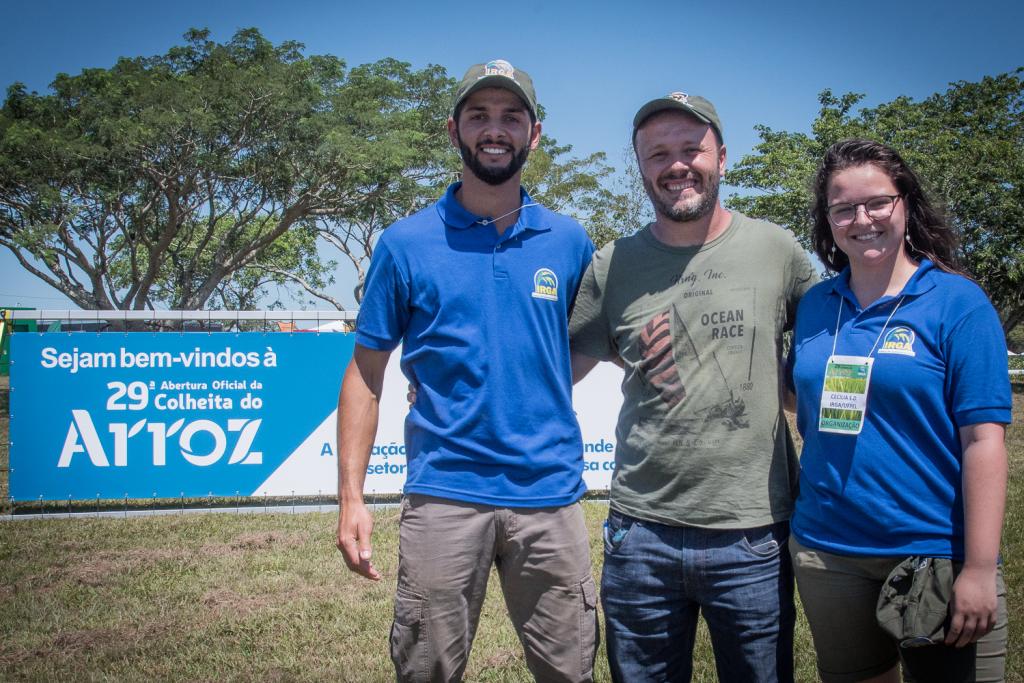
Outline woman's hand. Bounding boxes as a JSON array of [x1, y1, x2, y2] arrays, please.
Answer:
[[946, 565, 998, 647]]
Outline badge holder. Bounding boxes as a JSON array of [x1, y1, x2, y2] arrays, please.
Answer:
[[819, 355, 873, 434]]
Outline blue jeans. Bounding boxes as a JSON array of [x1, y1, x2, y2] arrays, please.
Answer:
[[601, 510, 795, 682]]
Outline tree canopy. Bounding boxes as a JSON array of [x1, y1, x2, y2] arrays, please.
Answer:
[[726, 69, 1024, 335], [0, 29, 452, 310]]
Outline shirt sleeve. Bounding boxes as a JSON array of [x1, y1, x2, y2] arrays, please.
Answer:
[[784, 234, 819, 333], [568, 259, 615, 361], [566, 233, 596, 311], [580, 239, 596, 277], [354, 240, 411, 352], [944, 300, 1012, 427]]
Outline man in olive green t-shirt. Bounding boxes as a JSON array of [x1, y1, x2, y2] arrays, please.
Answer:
[[570, 93, 816, 682]]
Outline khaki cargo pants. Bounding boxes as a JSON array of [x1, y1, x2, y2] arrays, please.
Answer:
[[390, 494, 598, 683]]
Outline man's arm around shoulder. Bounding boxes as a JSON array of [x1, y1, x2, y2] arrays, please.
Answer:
[[336, 344, 392, 580], [571, 350, 623, 385]]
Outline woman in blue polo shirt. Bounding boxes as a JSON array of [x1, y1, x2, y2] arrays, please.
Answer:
[[788, 139, 1010, 682]]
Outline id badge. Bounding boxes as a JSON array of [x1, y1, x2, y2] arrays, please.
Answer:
[[819, 355, 873, 435]]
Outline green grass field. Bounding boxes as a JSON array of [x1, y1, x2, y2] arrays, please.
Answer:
[[1, 379, 1021, 681]]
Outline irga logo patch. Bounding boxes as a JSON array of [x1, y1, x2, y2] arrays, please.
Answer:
[[878, 326, 916, 356], [531, 268, 559, 301], [484, 59, 516, 79]]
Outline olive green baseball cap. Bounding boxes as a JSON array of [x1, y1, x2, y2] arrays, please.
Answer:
[[632, 91, 723, 142], [452, 59, 538, 120]]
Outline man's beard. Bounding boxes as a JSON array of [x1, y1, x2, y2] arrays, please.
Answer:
[[457, 133, 530, 186], [643, 170, 719, 222]]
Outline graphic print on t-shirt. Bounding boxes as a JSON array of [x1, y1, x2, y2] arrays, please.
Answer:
[[638, 310, 686, 406], [636, 302, 750, 434], [672, 303, 749, 433]]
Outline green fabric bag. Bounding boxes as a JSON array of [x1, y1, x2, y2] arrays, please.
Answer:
[[876, 556, 955, 648]]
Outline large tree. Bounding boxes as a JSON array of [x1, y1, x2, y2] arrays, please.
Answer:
[[0, 29, 451, 311], [726, 69, 1024, 336]]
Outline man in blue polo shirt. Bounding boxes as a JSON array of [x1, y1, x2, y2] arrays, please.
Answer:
[[336, 60, 597, 683]]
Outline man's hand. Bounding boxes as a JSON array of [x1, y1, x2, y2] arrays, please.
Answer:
[[336, 345, 391, 581], [337, 500, 381, 580], [945, 565, 997, 647], [570, 351, 601, 384]]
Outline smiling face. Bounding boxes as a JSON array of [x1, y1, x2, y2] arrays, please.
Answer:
[[826, 163, 909, 273], [634, 110, 726, 223], [448, 87, 541, 186]]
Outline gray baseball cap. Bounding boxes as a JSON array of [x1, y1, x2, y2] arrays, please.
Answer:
[[452, 59, 537, 120], [633, 92, 723, 142]]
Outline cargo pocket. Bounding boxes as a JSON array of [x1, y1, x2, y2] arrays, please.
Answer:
[[579, 576, 599, 677], [390, 588, 426, 682]]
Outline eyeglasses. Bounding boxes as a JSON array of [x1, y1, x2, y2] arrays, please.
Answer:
[[827, 195, 902, 227]]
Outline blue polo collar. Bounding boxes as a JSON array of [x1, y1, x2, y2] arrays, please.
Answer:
[[436, 182, 549, 238], [827, 259, 938, 309]]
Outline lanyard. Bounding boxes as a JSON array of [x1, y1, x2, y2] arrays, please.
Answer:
[[829, 295, 906, 360], [477, 202, 540, 227]]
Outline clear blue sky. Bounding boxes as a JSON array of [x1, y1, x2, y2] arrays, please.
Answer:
[[2, 0, 1021, 309]]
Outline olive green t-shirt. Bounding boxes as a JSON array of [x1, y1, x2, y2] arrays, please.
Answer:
[[569, 212, 817, 528]]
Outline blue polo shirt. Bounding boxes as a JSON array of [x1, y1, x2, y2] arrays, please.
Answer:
[[355, 183, 595, 507], [788, 260, 1011, 559]]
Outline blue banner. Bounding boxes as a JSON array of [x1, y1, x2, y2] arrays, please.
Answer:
[[10, 333, 353, 501]]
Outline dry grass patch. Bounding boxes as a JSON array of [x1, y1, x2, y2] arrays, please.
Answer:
[[200, 587, 281, 616], [227, 530, 308, 551], [1, 620, 174, 671]]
